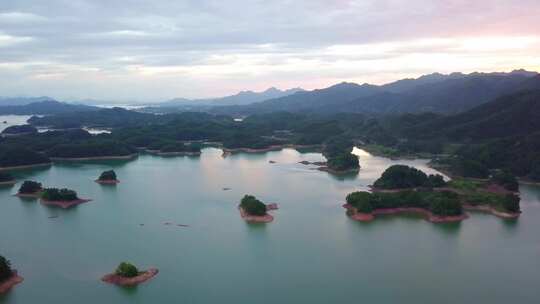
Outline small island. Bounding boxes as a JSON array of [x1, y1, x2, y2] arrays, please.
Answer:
[[0, 173, 16, 186], [40, 188, 91, 208], [0, 255, 23, 294], [95, 170, 120, 184], [238, 195, 275, 223], [15, 180, 43, 198], [101, 262, 158, 286], [344, 165, 521, 223], [318, 137, 360, 174]]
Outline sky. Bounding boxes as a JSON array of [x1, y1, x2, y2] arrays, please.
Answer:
[[0, 0, 540, 102]]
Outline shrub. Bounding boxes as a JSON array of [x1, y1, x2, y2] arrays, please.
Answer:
[[239, 195, 267, 216], [18, 180, 42, 194], [115, 262, 139, 278]]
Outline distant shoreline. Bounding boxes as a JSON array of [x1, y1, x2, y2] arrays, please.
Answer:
[[0, 162, 52, 171], [50, 154, 137, 161]]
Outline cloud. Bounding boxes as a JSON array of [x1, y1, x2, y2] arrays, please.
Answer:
[[0, 0, 539, 101]]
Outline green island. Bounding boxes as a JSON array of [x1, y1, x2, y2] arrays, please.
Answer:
[[0, 255, 23, 294], [16, 180, 43, 197], [238, 195, 275, 223], [0, 173, 16, 186], [101, 262, 158, 286], [40, 188, 91, 209], [344, 165, 521, 223], [95, 170, 119, 184]]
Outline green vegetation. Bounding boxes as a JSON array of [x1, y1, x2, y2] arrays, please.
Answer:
[[322, 136, 360, 172], [346, 190, 463, 216], [41, 188, 79, 201], [463, 192, 521, 213], [115, 262, 140, 278], [490, 170, 519, 191], [239, 195, 267, 216], [373, 165, 446, 189], [159, 142, 201, 153], [98, 170, 117, 181], [0, 255, 13, 282], [1, 124, 37, 135], [0, 173, 14, 183], [0, 147, 50, 168], [18, 181, 42, 194]]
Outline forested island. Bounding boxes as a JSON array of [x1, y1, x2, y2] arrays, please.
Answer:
[[1, 124, 37, 137], [101, 262, 158, 286], [238, 195, 275, 223], [0, 255, 23, 294], [15, 180, 43, 197], [344, 165, 521, 223], [40, 188, 91, 208], [95, 170, 119, 184]]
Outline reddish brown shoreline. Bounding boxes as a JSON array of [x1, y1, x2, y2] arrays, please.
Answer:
[[0, 271, 23, 294], [463, 204, 520, 219], [239, 207, 274, 223], [95, 179, 120, 185], [102, 268, 158, 286], [40, 198, 92, 208], [316, 166, 359, 175], [0, 180, 16, 186], [14, 192, 42, 198], [343, 204, 468, 223]]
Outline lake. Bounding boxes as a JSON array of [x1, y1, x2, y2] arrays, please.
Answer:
[[0, 116, 32, 133], [1, 147, 539, 303]]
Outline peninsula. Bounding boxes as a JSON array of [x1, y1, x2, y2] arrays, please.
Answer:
[[344, 165, 521, 223]]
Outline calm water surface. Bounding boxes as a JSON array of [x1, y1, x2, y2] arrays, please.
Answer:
[[1, 148, 539, 303]]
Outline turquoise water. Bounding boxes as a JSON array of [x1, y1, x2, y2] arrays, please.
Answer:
[[1, 148, 539, 303]]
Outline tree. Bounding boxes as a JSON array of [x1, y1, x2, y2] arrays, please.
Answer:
[[41, 188, 79, 201], [115, 262, 139, 278], [18, 180, 42, 194], [501, 194, 520, 213], [346, 191, 373, 213], [98, 170, 117, 181], [0, 255, 13, 282], [239, 195, 267, 216], [427, 174, 446, 188], [373, 165, 428, 189], [490, 170, 519, 192]]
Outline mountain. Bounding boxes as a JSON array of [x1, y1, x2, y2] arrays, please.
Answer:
[[0, 100, 98, 115], [0, 96, 55, 106], [213, 70, 539, 115], [157, 87, 304, 107]]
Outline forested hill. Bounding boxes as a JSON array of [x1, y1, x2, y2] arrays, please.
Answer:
[[402, 89, 540, 140], [0, 100, 98, 115], [212, 70, 539, 115]]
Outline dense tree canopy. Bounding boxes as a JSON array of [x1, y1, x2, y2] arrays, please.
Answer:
[[373, 165, 446, 189], [115, 262, 139, 278], [18, 180, 42, 194], [98, 170, 117, 181], [41, 188, 79, 201], [239, 195, 267, 216]]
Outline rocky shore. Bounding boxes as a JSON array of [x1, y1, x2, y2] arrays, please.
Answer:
[[343, 204, 469, 223], [0, 162, 52, 171], [40, 198, 92, 209], [239, 207, 274, 223], [0, 271, 23, 294], [101, 268, 158, 286], [463, 204, 521, 219], [95, 179, 120, 185]]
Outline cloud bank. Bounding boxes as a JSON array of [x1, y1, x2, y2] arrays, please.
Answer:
[[0, 0, 539, 101]]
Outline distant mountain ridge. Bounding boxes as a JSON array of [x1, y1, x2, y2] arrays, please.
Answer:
[[0, 100, 98, 115], [157, 87, 305, 107], [213, 69, 539, 115]]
